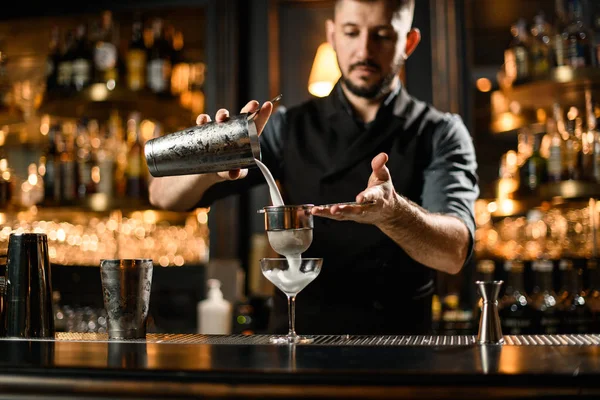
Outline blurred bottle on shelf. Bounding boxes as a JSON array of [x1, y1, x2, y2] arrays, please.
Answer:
[[95, 119, 115, 199], [564, 115, 583, 180], [554, 0, 569, 67], [499, 260, 536, 334], [71, 24, 93, 92], [108, 110, 126, 198], [593, 6, 600, 66], [582, 89, 597, 181], [519, 133, 547, 193], [126, 13, 147, 92], [125, 112, 147, 199], [46, 26, 61, 92], [558, 258, 593, 333], [58, 122, 79, 202], [586, 258, 600, 332], [75, 119, 99, 199], [41, 124, 61, 203], [546, 117, 564, 182], [563, 0, 594, 68], [92, 10, 120, 86], [530, 259, 560, 334], [170, 28, 188, 97], [147, 18, 172, 96], [57, 30, 75, 96], [504, 18, 530, 84], [530, 12, 553, 78]]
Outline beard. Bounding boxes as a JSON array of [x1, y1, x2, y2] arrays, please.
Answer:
[[340, 59, 403, 100]]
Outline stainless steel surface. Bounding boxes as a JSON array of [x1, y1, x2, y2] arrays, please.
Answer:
[[476, 280, 504, 345], [258, 204, 314, 231], [315, 201, 376, 208], [13, 333, 600, 346], [3, 233, 54, 338], [100, 259, 153, 340], [144, 113, 260, 177]]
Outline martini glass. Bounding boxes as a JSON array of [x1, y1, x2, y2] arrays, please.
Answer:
[[260, 257, 323, 344]]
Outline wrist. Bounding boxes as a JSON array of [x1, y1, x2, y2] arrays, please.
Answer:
[[378, 192, 406, 231]]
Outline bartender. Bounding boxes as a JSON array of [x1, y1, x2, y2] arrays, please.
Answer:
[[149, 0, 479, 335]]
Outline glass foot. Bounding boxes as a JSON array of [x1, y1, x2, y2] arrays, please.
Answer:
[[269, 335, 314, 344]]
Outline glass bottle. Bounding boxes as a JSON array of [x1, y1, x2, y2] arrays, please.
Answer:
[[93, 10, 120, 85], [75, 120, 90, 199], [558, 259, 593, 333], [46, 26, 61, 92], [530, 13, 553, 78], [554, 0, 568, 67], [96, 122, 116, 198], [126, 14, 147, 91], [42, 124, 61, 204], [125, 112, 147, 199], [57, 30, 75, 96], [564, 0, 594, 68], [58, 122, 79, 202], [546, 117, 564, 182], [583, 89, 597, 181], [564, 117, 582, 180], [531, 259, 560, 334], [71, 24, 93, 92], [146, 18, 172, 96], [519, 133, 548, 193], [170, 29, 187, 96], [504, 18, 530, 84], [499, 260, 536, 334], [585, 258, 600, 332], [85, 119, 101, 196], [593, 8, 600, 66]]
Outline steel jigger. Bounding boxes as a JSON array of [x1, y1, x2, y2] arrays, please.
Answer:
[[476, 280, 504, 345]]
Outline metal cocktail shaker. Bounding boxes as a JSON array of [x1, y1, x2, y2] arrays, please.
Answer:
[[3, 233, 54, 338], [144, 113, 260, 177], [100, 259, 153, 340]]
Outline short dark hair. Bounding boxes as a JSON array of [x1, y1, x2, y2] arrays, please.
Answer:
[[334, 0, 414, 14]]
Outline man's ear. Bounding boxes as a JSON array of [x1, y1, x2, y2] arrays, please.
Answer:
[[404, 28, 421, 59], [326, 19, 336, 51]]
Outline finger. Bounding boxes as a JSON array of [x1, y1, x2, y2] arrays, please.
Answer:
[[196, 114, 211, 125], [335, 205, 366, 218], [240, 100, 260, 114], [371, 152, 391, 181], [229, 168, 249, 180], [311, 209, 346, 221], [357, 187, 383, 203], [254, 101, 274, 136], [215, 108, 230, 123]]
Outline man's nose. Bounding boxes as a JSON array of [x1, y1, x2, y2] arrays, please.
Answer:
[[356, 33, 374, 59]]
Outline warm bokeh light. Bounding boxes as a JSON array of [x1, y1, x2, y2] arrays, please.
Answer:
[[308, 42, 341, 98], [476, 78, 492, 92]]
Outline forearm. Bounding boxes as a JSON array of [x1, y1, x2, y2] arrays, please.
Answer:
[[148, 173, 223, 212], [377, 194, 470, 275]]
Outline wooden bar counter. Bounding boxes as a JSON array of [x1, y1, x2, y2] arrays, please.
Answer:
[[0, 333, 599, 399]]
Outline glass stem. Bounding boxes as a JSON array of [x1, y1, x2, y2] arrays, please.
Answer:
[[287, 295, 296, 338]]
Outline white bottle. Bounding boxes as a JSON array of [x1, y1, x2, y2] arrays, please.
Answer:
[[197, 279, 232, 334]]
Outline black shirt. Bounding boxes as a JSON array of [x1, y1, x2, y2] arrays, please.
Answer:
[[198, 83, 479, 335]]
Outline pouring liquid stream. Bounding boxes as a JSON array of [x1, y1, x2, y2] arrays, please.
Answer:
[[255, 158, 303, 279]]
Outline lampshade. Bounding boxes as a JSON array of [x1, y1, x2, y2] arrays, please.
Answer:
[[308, 42, 341, 98]]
